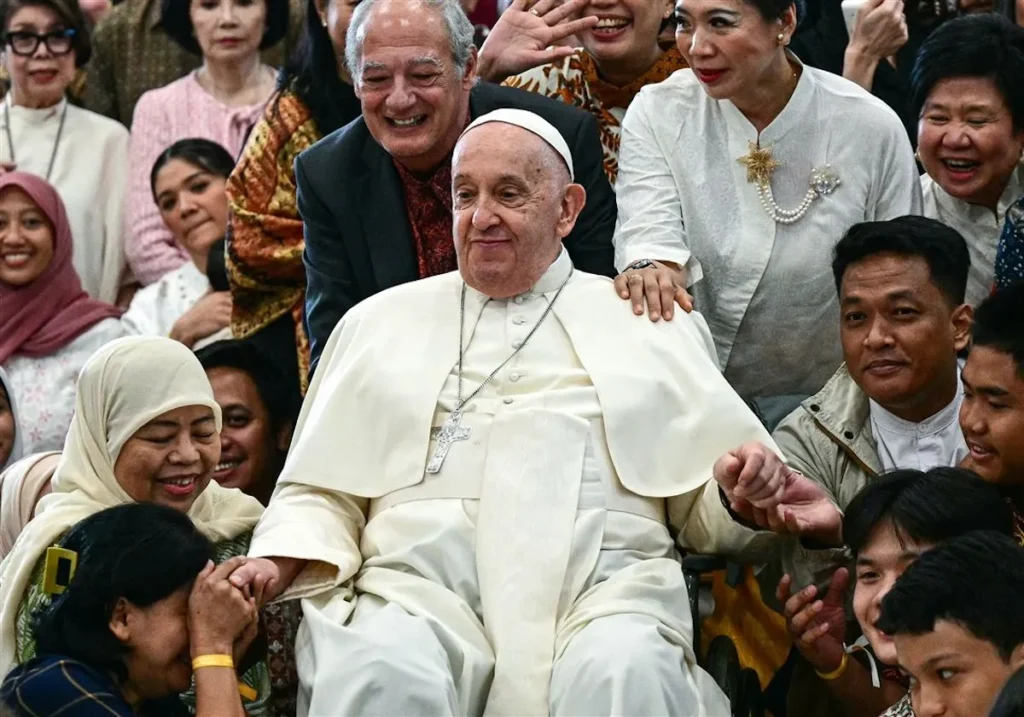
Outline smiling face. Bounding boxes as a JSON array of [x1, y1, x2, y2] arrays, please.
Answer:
[[840, 253, 971, 423], [354, 1, 476, 174], [918, 77, 1024, 211], [2, 4, 77, 108], [853, 522, 932, 666], [207, 366, 287, 504], [112, 405, 220, 512], [959, 346, 1024, 486], [452, 123, 585, 298], [154, 158, 229, 269], [897, 620, 1024, 717], [578, 0, 672, 81], [111, 586, 195, 702], [674, 0, 793, 102], [0, 186, 54, 287], [189, 0, 267, 62]]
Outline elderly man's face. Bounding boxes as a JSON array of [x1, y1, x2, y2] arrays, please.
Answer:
[[355, 2, 476, 174], [452, 124, 585, 298]]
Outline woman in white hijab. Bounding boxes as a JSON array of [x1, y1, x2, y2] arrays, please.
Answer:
[[0, 336, 266, 708]]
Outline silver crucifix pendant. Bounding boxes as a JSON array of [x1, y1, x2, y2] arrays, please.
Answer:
[[426, 409, 472, 474]]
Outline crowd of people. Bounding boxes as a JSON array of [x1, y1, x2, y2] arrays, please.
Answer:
[[0, 0, 1023, 712]]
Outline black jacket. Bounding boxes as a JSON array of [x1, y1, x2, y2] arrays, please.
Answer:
[[295, 81, 618, 374]]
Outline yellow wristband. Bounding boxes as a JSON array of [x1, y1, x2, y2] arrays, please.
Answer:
[[191, 654, 234, 670], [816, 653, 849, 681]]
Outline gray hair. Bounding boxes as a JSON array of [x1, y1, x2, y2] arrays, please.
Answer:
[[345, 0, 476, 84]]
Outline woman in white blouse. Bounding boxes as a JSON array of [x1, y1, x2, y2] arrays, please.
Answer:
[[0, 0, 129, 304], [612, 0, 921, 418], [0, 172, 123, 456], [121, 139, 234, 350], [913, 14, 1024, 307]]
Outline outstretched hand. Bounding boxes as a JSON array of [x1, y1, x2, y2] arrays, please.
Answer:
[[477, 0, 599, 83], [777, 569, 850, 674], [714, 442, 843, 545]]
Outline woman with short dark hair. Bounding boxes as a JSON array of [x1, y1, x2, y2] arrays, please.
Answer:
[[125, 0, 289, 287], [913, 14, 1024, 304], [0, 503, 257, 717], [0, 0, 129, 304]]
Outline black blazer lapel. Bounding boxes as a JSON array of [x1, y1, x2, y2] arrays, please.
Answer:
[[358, 137, 418, 291]]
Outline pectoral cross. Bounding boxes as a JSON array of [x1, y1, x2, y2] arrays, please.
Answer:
[[426, 409, 471, 474]]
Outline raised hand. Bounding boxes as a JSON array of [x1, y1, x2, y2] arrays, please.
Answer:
[[777, 569, 850, 675], [188, 558, 258, 658], [477, 0, 600, 83]]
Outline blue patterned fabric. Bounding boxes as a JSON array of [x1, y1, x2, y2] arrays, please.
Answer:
[[995, 194, 1024, 290]]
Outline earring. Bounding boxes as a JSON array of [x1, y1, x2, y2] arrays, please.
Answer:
[[915, 148, 921, 162], [777, 32, 785, 45]]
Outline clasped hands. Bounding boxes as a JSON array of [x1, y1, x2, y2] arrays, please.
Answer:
[[712, 441, 843, 546], [188, 557, 261, 667]]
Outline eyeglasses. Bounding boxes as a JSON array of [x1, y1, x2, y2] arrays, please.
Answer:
[[4, 28, 76, 57]]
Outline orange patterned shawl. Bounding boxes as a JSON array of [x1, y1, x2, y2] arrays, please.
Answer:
[[503, 47, 686, 183], [225, 89, 321, 391]]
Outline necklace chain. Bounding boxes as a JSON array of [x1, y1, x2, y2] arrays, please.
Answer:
[[4, 94, 68, 181], [455, 267, 574, 412]]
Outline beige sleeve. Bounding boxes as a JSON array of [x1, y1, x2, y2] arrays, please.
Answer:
[[247, 482, 368, 601], [669, 480, 779, 563]]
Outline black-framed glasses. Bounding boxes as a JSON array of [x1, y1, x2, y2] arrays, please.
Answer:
[[3, 28, 76, 57]]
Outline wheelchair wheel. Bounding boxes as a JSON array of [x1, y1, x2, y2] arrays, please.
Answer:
[[704, 635, 743, 714]]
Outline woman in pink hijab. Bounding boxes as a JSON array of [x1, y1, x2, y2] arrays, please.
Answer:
[[0, 172, 123, 456]]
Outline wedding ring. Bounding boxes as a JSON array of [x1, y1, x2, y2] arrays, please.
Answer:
[[529, 7, 540, 14]]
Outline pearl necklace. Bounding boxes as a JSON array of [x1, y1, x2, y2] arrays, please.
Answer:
[[737, 141, 842, 224]]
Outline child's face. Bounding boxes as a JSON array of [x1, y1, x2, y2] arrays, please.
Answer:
[[853, 521, 932, 666], [960, 346, 1024, 486], [895, 619, 1024, 717]]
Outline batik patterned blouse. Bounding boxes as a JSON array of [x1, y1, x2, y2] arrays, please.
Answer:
[[503, 47, 686, 183]]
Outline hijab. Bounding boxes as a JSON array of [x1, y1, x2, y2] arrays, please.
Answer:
[[0, 173, 122, 365], [0, 336, 263, 675], [0, 367, 22, 470]]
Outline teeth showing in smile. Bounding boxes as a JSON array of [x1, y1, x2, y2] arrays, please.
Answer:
[[164, 477, 194, 487], [216, 460, 242, 472], [1, 253, 31, 265], [391, 116, 426, 127], [943, 159, 978, 170], [594, 17, 629, 29]]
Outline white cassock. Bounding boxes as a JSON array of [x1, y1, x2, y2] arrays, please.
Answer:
[[249, 249, 780, 717]]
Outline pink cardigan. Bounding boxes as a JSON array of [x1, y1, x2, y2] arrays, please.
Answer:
[[126, 72, 268, 285]]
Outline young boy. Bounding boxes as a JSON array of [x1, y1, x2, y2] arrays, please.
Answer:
[[878, 531, 1024, 717]]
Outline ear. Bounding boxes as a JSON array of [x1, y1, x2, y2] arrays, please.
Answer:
[[1010, 641, 1024, 672], [462, 47, 479, 90], [556, 183, 587, 240], [779, 3, 798, 37], [663, 0, 674, 18], [312, 0, 328, 21], [275, 420, 295, 453], [951, 303, 974, 353], [108, 597, 133, 644]]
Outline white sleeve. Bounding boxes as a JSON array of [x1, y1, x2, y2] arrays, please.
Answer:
[[613, 93, 697, 276]]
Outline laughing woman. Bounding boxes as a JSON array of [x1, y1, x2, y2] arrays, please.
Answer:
[[0, 336, 269, 713], [914, 14, 1024, 305]]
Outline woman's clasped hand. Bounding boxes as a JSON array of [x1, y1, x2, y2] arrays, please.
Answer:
[[187, 556, 260, 667]]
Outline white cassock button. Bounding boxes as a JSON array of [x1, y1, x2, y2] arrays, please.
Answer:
[[512, 316, 526, 325], [513, 296, 525, 304], [503, 397, 514, 404], [511, 340, 523, 349], [509, 372, 521, 382]]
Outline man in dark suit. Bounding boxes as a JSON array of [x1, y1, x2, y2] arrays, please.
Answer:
[[296, 0, 617, 373]]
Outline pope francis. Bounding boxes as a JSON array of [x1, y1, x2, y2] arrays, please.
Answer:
[[230, 109, 839, 716]]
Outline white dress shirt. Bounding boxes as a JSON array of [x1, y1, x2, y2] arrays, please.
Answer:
[[613, 63, 922, 399]]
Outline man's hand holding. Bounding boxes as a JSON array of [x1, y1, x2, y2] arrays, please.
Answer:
[[228, 556, 306, 606]]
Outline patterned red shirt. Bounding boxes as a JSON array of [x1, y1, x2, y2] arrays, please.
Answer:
[[394, 159, 458, 279]]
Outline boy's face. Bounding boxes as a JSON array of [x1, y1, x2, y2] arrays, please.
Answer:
[[960, 346, 1024, 485], [895, 619, 1024, 717]]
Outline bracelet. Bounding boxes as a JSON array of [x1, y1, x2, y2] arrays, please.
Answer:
[[816, 652, 849, 681], [192, 654, 234, 670]]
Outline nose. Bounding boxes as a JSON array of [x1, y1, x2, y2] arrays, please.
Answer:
[[914, 686, 946, 717], [871, 573, 898, 609], [471, 195, 501, 231], [959, 399, 986, 436], [219, 0, 238, 23], [863, 316, 894, 350], [31, 38, 53, 59], [939, 124, 972, 149], [384, 76, 416, 113], [178, 193, 199, 220], [169, 435, 202, 465], [688, 26, 715, 57]]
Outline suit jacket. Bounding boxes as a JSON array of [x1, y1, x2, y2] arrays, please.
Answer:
[[295, 82, 618, 374]]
